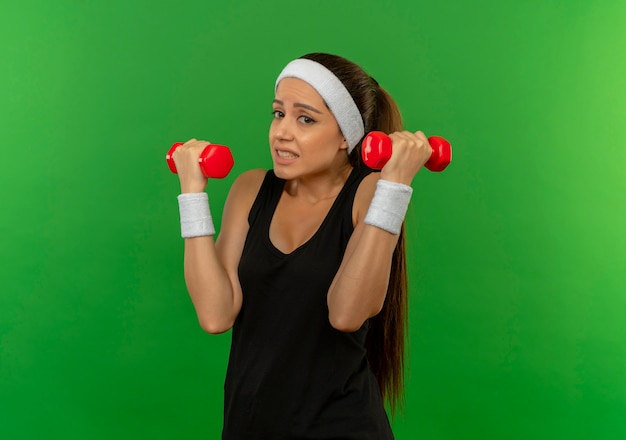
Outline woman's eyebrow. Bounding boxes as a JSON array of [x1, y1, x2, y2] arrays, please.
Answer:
[[273, 99, 322, 114]]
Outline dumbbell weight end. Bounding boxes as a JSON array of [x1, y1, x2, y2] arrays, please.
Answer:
[[361, 131, 451, 172], [166, 142, 234, 178]]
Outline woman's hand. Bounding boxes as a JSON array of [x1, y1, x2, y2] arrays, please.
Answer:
[[380, 130, 432, 185], [172, 138, 210, 193]]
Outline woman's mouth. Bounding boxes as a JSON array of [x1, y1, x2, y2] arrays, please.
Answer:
[[276, 149, 299, 159]]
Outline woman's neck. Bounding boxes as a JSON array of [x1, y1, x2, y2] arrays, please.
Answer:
[[283, 163, 353, 205]]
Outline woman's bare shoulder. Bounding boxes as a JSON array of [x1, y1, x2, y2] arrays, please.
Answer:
[[229, 169, 267, 198], [218, 169, 267, 244], [353, 171, 380, 224], [220, 168, 267, 219]]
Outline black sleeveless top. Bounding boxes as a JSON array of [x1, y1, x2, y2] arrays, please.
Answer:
[[223, 167, 394, 440]]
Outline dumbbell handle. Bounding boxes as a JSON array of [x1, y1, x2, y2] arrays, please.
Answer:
[[361, 131, 452, 172], [166, 142, 234, 179]]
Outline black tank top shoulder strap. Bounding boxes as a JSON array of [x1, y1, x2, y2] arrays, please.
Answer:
[[247, 170, 284, 227], [337, 166, 374, 200]]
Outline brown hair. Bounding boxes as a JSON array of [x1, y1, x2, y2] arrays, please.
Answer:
[[301, 53, 408, 415]]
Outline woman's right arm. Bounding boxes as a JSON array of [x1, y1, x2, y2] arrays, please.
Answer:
[[172, 139, 265, 333], [182, 169, 265, 334]]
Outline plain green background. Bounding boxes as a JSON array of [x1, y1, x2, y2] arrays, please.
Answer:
[[1, 0, 625, 438]]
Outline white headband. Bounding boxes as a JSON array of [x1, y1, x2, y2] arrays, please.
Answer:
[[275, 58, 365, 153]]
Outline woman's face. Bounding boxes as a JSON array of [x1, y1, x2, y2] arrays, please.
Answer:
[[270, 78, 348, 179]]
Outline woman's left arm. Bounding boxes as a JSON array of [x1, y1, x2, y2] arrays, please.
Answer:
[[326, 130, 431, 332], [326, 174, 399, 332]]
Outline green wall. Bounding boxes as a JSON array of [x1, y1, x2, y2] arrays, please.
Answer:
[[1, 1, 625, 438]]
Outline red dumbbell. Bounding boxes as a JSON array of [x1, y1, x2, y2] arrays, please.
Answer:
[[166, 142, 234, 179], [361, 131, 452, 172]]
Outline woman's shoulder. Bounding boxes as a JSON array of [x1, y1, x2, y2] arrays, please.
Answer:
[[226, 168, 267, 203], [217, 169, 268, 237], [355, 170, 380, 198], [352, 170, 380, 224], [221, 169, 267, 211]]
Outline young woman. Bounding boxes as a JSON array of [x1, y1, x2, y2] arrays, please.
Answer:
[[171, 52, 432, 439]]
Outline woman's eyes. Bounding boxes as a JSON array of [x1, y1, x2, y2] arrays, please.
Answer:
[[299, 115, 315, 124], [271, 110, 315, 124]]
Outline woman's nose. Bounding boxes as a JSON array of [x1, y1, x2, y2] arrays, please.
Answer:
[[271, 116, 295, 141]]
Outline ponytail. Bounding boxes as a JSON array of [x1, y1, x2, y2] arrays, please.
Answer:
[[361, 82, 409, 416]]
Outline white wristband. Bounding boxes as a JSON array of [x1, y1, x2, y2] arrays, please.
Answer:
[[177, 192, 215, 238], [364, 179, 413, 235]]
